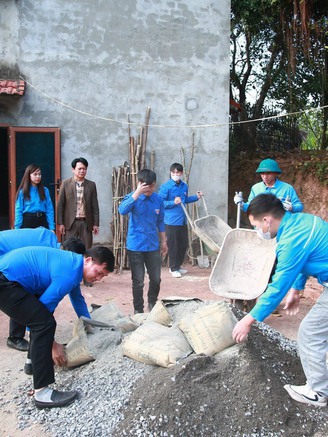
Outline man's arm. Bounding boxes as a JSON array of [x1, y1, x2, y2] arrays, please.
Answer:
[[91, 182, 100, 226], [69, 285, 91, 318], [232, 314, 256, 343]]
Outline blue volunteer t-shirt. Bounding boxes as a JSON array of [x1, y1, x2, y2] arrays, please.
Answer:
[[0, 246, 89, 318]]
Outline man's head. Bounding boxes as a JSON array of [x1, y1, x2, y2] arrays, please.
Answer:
[[137, 169, 156, 196], [170, 163, 183, 182], [61, 237, 86, 255], [71, 157, 88, 182], [256, 158, 282, 188], [247, 193, 285, 239], [83, 246, 115, 284]]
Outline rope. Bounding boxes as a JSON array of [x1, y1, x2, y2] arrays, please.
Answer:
[[20, 76, 328, 129]]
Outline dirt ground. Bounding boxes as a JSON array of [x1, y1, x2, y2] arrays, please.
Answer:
[[0, 264, 325, 437], [1, 151, 327, 436]]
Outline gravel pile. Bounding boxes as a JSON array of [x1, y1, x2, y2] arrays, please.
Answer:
[[10, 301, 328, 436]]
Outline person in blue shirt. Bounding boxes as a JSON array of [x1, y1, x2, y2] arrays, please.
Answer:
[[232, 193, 328, 408], [158, 163, 202, 278], [234, 158, 303, 213], [0, 228, 85, 353], [119, 169, 168, 314], [0, 245, 114, 409], [15, 163, 55, 230]]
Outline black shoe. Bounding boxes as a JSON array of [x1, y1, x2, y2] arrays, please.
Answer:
[[7, 337, 29, 352], [34, 389, 78, 409], [24, 362, 33, 375]]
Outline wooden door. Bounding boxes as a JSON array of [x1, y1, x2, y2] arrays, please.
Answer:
[[8, 127, 61, 234]]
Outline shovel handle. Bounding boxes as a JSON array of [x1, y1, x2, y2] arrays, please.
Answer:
[[236, 202, 241, 229], [236, 191, 242, 229], [200, 195, 209, 216], [180, 202, 195, 230]]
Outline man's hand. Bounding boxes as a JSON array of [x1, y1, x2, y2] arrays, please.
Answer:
[[52, 341, 67, 367], [283, 288, 301, 315], [132, 182, 150, 199], [232, 314, 256, 343], [59, 224, 66, 235], [93, 226, 99, 235], [174, 196, 182, 205], [196, 191, 203, 199], [282, 200, 293, 211], [233, 192, 244, 205], [161, 240, 168, 257]]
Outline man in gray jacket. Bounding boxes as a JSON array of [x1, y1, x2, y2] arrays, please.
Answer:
[[57, 157, 99, 250]]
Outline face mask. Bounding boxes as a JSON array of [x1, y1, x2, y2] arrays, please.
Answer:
[[256, 220, 272, 240], [171, 174, 181, 182]]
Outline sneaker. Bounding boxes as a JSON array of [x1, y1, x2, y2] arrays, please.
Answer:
[[179, 268, 188, 275], [170, 270, 182, 278], [284, 384, 327, 407], [7, 337, 29, 352]]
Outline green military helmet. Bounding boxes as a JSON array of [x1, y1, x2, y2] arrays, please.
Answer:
[[256, 158, 282, 174]]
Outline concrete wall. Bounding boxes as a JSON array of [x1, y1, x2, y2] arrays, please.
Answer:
[[0, 0, 231, 244]]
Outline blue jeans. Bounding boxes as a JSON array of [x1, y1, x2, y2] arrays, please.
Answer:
[[127, 250, 161, 312], [298, 286, 328, 396]]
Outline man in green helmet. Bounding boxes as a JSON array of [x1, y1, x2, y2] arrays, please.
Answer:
[[234, 158, 303, 213]]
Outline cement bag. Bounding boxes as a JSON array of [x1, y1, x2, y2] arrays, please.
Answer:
[[130, 312, 149, 326], [91, 302, 138, 333], [130, 301, 172, 326], [178, 301, 237, 356], [147, 300, 172, 326], [65, 319, 95, 368], [121, 321, 192, 368]]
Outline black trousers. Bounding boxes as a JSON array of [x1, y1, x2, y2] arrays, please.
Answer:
[[165, 224, 189, 272], [10, 215, 49, 338], [22, 213, 48, 229], [0, 273, 56, 389], [127, 250, 161, 312]]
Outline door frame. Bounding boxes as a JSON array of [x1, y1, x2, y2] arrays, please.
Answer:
[[8, 127, 61, 230]]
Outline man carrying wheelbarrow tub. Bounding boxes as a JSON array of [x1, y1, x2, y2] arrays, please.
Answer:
[[233, 193, 328, 408]]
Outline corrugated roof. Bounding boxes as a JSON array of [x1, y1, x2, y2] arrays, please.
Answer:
[[0, 79, 25, 95]]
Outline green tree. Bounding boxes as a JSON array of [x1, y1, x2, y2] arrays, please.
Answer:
[[230, 0, 328, 153]]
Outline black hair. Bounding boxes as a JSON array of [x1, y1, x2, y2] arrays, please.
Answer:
[[137, 169, 156, 185], [170, 163, 183, 172], [16, 163, 46, 201], [71, 157, 89, 169], [247, 193, 285, 220], [84, 246, 115, 272], [61, 237, 86, 255]]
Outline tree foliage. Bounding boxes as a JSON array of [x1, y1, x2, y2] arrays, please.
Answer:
[[230, 0, 328, 153]]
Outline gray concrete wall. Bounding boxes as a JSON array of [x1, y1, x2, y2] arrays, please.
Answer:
[[0, 0, 231, 244]]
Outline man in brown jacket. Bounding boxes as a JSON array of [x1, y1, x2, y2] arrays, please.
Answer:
[[57, 157, 99, 250]]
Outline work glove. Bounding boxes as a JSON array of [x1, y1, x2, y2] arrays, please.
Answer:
[[233, 192, 244, 205], [282, 199, 293, 211]]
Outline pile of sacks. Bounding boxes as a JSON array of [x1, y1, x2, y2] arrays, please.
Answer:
[[64, 298, 238, 369]]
